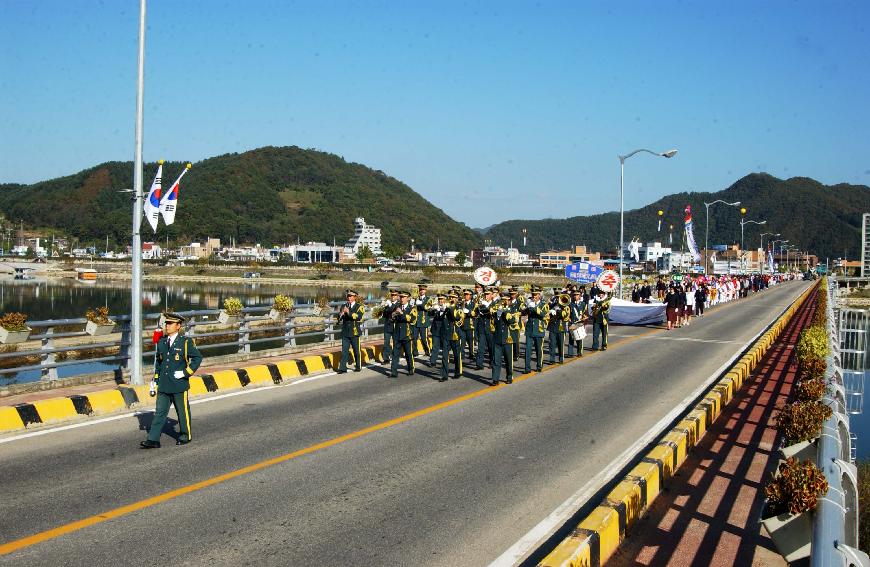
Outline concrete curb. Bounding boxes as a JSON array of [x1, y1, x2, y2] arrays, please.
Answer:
[[0, 339, 412, 434], [537, 283, 817, 567]]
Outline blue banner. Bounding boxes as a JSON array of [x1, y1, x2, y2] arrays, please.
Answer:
[[565, 262, 603, 283]]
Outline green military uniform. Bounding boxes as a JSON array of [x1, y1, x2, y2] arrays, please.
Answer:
[[491, 293, 518, 385], [475, 291, 495, 370], [458, 291, 475, 361], [144, 313, 203, 447], [547, 293, 570, 364], [591, 293, 611, 350], [412, 287, 433, 356], [338, 290, 365, 373], [391, 293, 418, 377], [509, 289, 522, 363], [567, 295, 587, 357], [380, 291, 399, 365], [523, 289, 547, 373]]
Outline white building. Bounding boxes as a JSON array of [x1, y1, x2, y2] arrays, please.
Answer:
[[862, 213, 870, 277], [344, 217, 383, 256], [281, 242, 343, 263]]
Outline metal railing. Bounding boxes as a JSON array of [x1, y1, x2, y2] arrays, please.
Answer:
[[0, 300, 384, 383], [811, 279, 869, 566]]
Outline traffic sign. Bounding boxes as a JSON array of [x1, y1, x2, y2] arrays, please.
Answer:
[[672, 274, 684, 282], [565, 262, 603, 284], [596, 270, 620, 292]]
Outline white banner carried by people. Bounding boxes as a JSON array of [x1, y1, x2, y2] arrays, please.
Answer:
[[158, 163, 192, 226], [142, 161, 164, 232], [684, 205, 701, 262]]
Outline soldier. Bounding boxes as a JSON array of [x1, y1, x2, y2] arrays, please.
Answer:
[[547, 291, 570, 364], [380, 289, 399, 366], [523, 286, 547, 373], [390, 291, 418, 377], [567, 289, 587, 357], [491, 291, 518, 385], [509, 287, 522, 363], [429, 293, 449, 375], [337, 289, 365, 373], [590, 289, 611, 351], [445, 291, 465, 379], [475, 287, 495, 370], [458, 289, 475, 361], [412, 284, 433, 357], [140, 312, 203, 448]]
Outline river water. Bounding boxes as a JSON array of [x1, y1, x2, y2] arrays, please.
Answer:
[[0, 277, 387, 386]]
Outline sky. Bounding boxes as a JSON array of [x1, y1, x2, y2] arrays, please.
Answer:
[[1, 0, 869, 228]]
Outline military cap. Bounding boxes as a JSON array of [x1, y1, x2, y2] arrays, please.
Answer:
[[530, 285, 542, 294], [400, 290, 411, 297], [162, 311, 186, 324], [462, 288, 473, 295], [417, 283, 428, 290], [389, 288, 399, 295], [447, 291, 459, 299], [436, 293, 447, 299], [509, 287, 519, 294], [345, 289, 358, 297], [500, 291, 512, 298]]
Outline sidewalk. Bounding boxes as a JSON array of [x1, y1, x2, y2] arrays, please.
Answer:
[[607, 287, 816, 566]]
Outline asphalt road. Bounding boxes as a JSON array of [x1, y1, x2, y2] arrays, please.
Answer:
[[0, 281, 809, 567]]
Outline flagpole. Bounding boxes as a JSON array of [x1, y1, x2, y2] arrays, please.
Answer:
[[130, 0, 147, 385]]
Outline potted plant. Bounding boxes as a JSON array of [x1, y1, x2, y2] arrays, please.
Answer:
[[761, 457, 828, 562], [85, 306, 115, 336], [776, 400, 833, 445], [0, 312, 31, 344], [269, 294, 293, 321], [218, 297, 243, 324], [794, 378, 828, 403]]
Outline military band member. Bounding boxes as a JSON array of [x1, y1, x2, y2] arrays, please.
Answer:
[[443, 292, 465, 379], [459, 289, 475, 361], [547, 291, 570, 364], [523, 286, 547, 373], [590, 289, 611, 351], [412, 284, 433, 357], [390, 291, 418, 377], [567, 289, 587, 357], [509, 287, 522, 363], [380, 289, 399, 365], [141, 312, 203, 448], [475, 287, 495, 370], [429, 294, 448, 376], [491, 291, 518, 385], [337, 289, 365, 373]]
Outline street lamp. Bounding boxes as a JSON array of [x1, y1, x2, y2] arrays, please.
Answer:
[[759, 232, 779, 275], [771, 239, 789, 272], [739, 218, 766, 254], [703, 199, 741, 275], [618, 148, 677, 296]]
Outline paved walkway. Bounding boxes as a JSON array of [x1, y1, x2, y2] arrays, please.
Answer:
[[608, 288, 816, 566]]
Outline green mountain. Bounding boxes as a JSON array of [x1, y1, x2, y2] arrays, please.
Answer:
[[483, 173, 870, 261], [0, 146, 482, 254]]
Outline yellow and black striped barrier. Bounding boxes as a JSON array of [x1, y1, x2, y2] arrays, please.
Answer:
[[537, 282, 817, 567]]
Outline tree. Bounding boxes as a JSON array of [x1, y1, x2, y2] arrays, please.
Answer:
[[455, 251, 467, 266], [356, 245, 373, 262]]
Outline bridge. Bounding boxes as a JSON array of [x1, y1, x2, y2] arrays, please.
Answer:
[[0, 281, 853, 565]]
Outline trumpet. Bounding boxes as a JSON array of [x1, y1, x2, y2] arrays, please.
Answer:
[[558, 294, 570, 306]]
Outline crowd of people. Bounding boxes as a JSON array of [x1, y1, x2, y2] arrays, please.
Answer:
[[334, 273, 804, 387]]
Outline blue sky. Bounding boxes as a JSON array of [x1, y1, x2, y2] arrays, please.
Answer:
[[1, 0, 868, 227]]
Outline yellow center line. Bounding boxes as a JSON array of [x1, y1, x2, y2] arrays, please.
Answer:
[[0, 325, 663, 556]]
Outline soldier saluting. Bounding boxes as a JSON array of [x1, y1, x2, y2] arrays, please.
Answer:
[[140, 312, 203, 448]]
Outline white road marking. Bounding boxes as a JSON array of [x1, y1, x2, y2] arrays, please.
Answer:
[[488, 291, 798, 567]]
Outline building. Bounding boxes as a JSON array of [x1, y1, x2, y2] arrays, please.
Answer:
[[344, 217, 383, 256], [142, 242, 162, 260], [539, 246, 601, 269], [282, 242, 344, 263], [862, 213, 870, 277], [179, 238, 221, 259]]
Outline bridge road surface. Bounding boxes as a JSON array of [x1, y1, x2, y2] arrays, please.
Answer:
[[0, 281, 809, 567]]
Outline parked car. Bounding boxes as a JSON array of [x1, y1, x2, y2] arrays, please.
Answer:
[[342, 267, 352, 272], [378, 265, 397, 272]]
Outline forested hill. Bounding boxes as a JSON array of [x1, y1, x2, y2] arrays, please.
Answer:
[[483, 173, 870, 261], [0, 146, 482, 253]]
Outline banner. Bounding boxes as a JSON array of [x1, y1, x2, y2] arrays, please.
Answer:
[[684, 205, 701, 262], [159, 163, 191, 226], [143, 162, 163, 232], [565, 262, 603, 284]]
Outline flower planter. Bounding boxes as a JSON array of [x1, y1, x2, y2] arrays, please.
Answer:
[[85, 320, 116, 336], [218, 311, 239, 324], [761, 510, 812, 562], [0, 327, 31, 344], [269, 309, 289, 321]]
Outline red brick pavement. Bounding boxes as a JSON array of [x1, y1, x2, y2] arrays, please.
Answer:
[[608, 291, 817, 567]]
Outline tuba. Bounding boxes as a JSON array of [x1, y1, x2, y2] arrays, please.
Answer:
[[558, 294, 570, 306]]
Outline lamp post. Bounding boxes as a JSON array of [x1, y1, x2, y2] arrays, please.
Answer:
[[618, 148, 677, 297], [759, 232, 779, 275], [703, 199, 741, 275], [739, 218, 766, 273], [771, 239, 789, 272]]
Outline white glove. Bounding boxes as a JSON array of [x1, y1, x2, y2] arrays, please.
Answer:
[[148, 380, 157, 397], [526, 300, 534, 308], [550, 309, 557, 316], [463, 308, 469, 314], [416, 299, 422, 306], [174, 370, 186, 379]]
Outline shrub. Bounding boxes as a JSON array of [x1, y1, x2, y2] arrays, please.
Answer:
[[776, 400, 833, 443], [0, 312, 28, 332], [272, 294, 293, 312], [85, 306, 111, 325], [795, 379, 828, 402], [798, 358, 827, 381], [223, 297, 244, 316], [796, 326, 830, 363], [765, 457, 829, 516]]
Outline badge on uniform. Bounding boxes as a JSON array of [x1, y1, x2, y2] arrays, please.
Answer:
[[174, 353, 180, 361]]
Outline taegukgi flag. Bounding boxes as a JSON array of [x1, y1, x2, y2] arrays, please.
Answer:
[[143, 161, 164, 232], [159, 163, 192, 226]]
